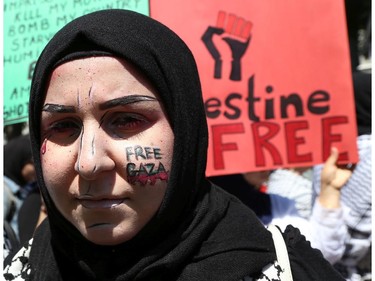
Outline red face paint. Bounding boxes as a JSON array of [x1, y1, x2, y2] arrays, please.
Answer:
[[41, 139, 47, 155]]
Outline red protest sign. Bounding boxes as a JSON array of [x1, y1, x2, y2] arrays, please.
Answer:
[[150, 0, 358, 176]]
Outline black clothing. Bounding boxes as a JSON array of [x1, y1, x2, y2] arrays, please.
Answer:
[[17, 188, 42, 245], [209, 174, 272, 224], [352, 71, 371, 136]]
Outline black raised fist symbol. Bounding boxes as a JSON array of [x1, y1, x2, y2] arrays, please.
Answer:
[[202, 11, 252, 81]]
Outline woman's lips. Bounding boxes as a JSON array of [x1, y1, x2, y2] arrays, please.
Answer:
[[79, 199, 125, 209]]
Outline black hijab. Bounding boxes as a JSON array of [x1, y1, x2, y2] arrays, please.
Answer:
[[26, 9, 276, 280]]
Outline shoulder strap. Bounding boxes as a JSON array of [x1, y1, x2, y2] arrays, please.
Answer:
[[267, 225, 293, 280]]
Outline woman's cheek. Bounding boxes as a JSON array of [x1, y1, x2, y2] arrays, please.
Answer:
[[41, 144, 74, 188]]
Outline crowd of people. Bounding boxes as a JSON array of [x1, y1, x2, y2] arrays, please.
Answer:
[[3, 2, 371, 281], [3, 134, 46, 259]]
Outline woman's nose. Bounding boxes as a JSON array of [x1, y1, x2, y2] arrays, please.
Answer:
[[74, 127, 115, 180]]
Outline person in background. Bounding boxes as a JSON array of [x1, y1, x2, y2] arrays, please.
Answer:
[[3, 134, 36, 237], [312, 70, 372, 281], [3, 200, 20, 259], [266, 167, 314, 219], [4, 9, 344, 280], [4, 134, 36, 200], [17, 187, 47, 246], [344, 0, 371, 71], [3, 133, 47, 262], [210, 146, 352, 265], [242, 170, 271, 193], [212, 166, 314, 223]]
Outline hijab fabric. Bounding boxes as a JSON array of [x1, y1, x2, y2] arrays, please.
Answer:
[[27, 9, 276, 280]]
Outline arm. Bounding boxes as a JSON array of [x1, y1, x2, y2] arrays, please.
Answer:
[[309, 147, 352, 264]]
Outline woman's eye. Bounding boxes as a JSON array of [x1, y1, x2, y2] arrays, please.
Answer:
[[46, 120, 81, 140], [108, 113, 149, 136], [112, 114, 147, 129]]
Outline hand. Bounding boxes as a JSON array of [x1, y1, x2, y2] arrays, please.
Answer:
[[319, 147, 353, 208], [321, 147, 353, 190]]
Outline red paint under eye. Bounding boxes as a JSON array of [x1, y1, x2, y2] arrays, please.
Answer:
[[41, 139, 47, 155]]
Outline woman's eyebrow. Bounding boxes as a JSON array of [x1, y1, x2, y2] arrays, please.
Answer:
[[42, 104, 76, 113], [99, 95, 157, 110]]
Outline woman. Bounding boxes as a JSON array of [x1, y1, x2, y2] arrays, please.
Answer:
[[4, 9, 344, 280], [312, 70, 372, 280]]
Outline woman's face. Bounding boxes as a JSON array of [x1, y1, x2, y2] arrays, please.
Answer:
[[40, 56, 174, 245]]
